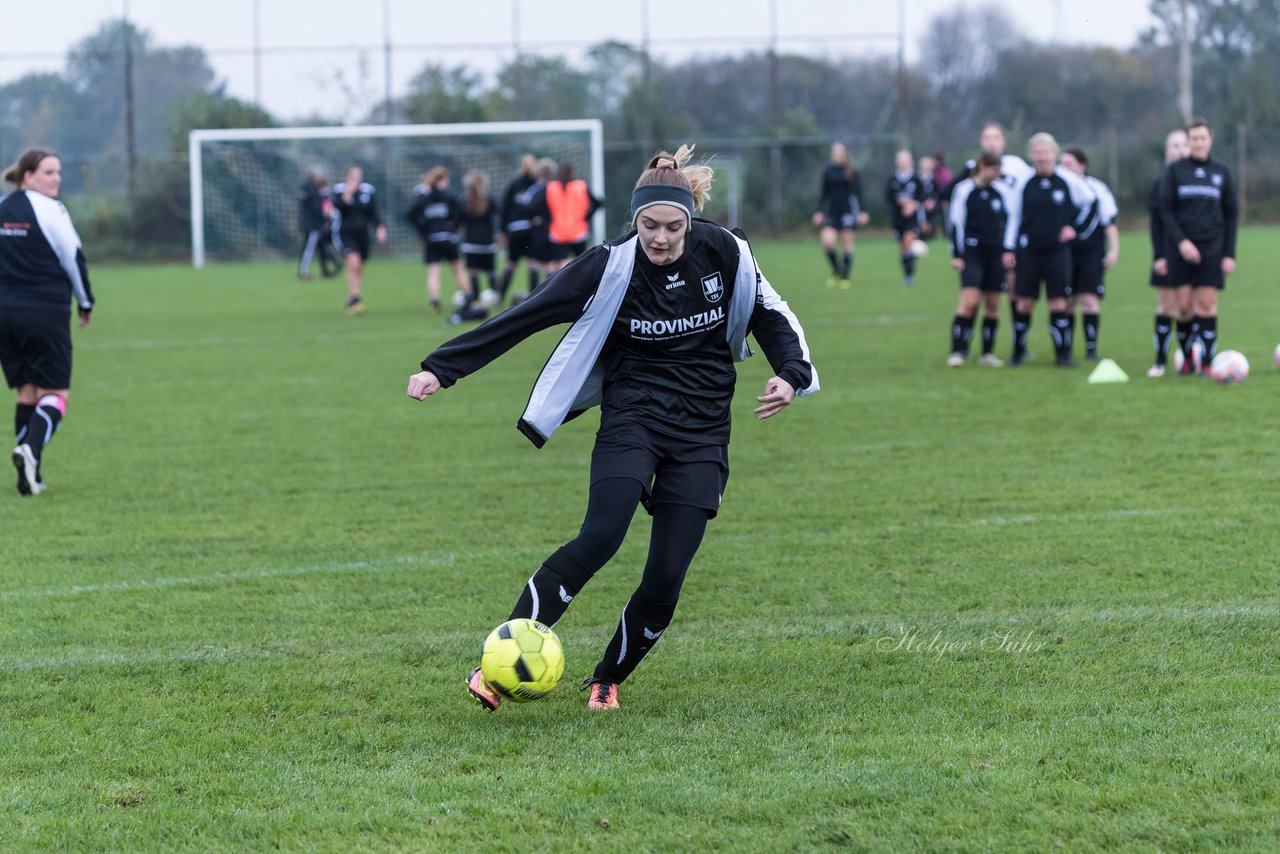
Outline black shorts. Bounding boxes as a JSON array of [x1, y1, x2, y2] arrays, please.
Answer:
[[1149, 257, 1171, 288], [1014, 245, 1072, 300], [336, 228, 370, 261], [505, 229, 532, 263], [821, 207, 858, 231], [590, 420, 728, 519], [0, 307, 72, 390], [892, 215, 921, 241], [425, 239, 460, 264], [1166, 236, 1225, 289], [960, 245, 1006, 292], [465, 251, 496, 273], [1071, 240, 1107, 298], [529, 232, 568, 264]]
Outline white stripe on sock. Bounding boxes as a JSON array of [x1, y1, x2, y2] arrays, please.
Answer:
[[616, 605, 629, 665], [526, 577, 539, 621]]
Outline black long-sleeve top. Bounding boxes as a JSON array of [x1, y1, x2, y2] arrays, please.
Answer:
[[1159, 156, 1238, 258]]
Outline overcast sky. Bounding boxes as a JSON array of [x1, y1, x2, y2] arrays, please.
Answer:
[[1, 0, 1157, 120]]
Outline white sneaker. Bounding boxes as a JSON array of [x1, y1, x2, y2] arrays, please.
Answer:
[[978, 353, 1005, 367], [1146, 364, 1166, 378], [946, 353, 966, 368], [12, 444, 43, 496]]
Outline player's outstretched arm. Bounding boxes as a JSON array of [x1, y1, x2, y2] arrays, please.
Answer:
[[754, 376, 795, 420], [407, 371, 441, 400]]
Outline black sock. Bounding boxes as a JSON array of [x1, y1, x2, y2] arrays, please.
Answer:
[[950, 315, 974, 356], [825, 248, 840, 275], [905, 254, 917, 277], [15, 402, 34, 446], [842, 251, 853, 279], [1197, 315, 1218, 365], [1154, 314, 1173, 365], [1012, 310, 1031, 358], [25, 396, 63, 461], [470, 273, 482, 296], [1050, 312, 1072, 360], [1176, 320, 1193, 358], [498, 267, 514, 299], [1083, 313, 1099, 355], [981, 317, 998, 355], [592, 588, 678, 685], [528, 268, 541, 293], [508, 546, 596, 628]]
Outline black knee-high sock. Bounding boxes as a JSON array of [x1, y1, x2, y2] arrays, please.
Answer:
[[842, 251, 853, 279], [498, 266, 515, 299], [950, 315, 974, 356], [14, 402, 34, 446], [981, 317, 999, 355], [470, 273, 482, 296], [1154, 314, 1173, 365], [25, 397, 62, 460], [824, 248, 840, 275], [528, 268, 541, 294], [508, 546, 596, 628], [1012, 310, 1031, 358], [1176, 320, 1193, 359], [901, 252, 916, 277], [1083, 313, 1099, 355], [593, 503, 708, 684], [1197, 315, 1218, 365], [1049, 312, 1072, 360], [1187, 318, 1202, 360]]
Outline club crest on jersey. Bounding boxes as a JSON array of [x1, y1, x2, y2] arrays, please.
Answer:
[[701, 273, 724, 303], [1052, 189, 1065, 204], [1212, 174, 1223, 187]]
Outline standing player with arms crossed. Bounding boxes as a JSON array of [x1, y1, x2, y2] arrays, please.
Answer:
[[885, 150, 924, 286], [407, 146, 818, 712], [1159, 118, 1238, 374]]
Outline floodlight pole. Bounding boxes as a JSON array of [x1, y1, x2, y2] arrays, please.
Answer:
[[1177, 0, 1193, 124]]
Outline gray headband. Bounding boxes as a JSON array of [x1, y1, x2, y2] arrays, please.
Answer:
[[630, 184, 695, 228]]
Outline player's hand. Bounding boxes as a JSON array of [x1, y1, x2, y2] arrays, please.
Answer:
[[1002, 251, 1017, 271], [1103, 250, 1118, 269], [1059, 225, 1077, 243], [951, 258, 965, 272], [901, 201, 918, 218], [376, 225, 388, 244], [407, 370, 441, 400], [78, 308, 91, 328], [1152, 258, 1168, 277], [1222, 257, 1236, 276], [754, 377, 795, 420], [811, 212, 823, 227], [857, 212, 870, 227], [1178, 239, 1200, 264]]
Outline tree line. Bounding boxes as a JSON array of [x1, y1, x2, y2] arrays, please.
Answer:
[[1, 1, 1275, 258]]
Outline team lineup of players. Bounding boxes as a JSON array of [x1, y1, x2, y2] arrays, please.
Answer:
[[296, 155, 601, 322], [817, 119, 1237, 373]]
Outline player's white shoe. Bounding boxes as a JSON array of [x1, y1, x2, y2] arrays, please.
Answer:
[[12, 444, 43, 496], [978, 353, 1004, 367], [1146, 364, 1166, 378], [946, 353, 966, 368]]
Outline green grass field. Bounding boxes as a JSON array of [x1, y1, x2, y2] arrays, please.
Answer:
[[3, 227, 1279, 851]]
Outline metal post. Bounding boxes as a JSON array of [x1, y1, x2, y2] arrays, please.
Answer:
[[1178, 0, 1193, 124], [253, 0, 262, 104], [1236, 121, 1246, 225], [383, 0, 393, 122], [768, 0, 781, 235], [123, 0, 137, 254]]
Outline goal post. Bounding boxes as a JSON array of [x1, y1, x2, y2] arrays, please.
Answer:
[[188, 119, 605, 268]]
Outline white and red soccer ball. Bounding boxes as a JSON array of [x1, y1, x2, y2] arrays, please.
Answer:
[[1209, 350, 1249, 384]]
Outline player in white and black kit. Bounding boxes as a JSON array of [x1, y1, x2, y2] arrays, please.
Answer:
[[0, 148, 94, 496], [946, 152, 1011, 367], [404, 165, 470, 316], [331, 164, 387, 315], [1003, 133, 1095, 367], [1159, 118, 1238, 373], [1146, 129, 1190, 378], [1059, 146, 1119, 362], [885, 150, 924, 285], [407, 146, 818, 713], [811, 142, 868, 289]]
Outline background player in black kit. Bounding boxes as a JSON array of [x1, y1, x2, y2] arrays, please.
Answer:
[[404, 165, 469, 316], [811, 142, 868, 289], [331, 164, 387, 315], [885, 150, 924, 285], [1002, 133, 1095, 367], [1059, 146, 1119, 362], [296, 167, 337, 280], [406, 145, 818, 712], [0, 148, 94, 496], [460, 169, 500, 313], [1146, 129, 1190, 378], [497, 154, 537, 306], [1159, 118, 1238, 374], [946, 152, 1010, 367]]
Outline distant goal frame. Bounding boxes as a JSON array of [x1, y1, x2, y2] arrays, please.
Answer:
[[188, 118, 605, 268]]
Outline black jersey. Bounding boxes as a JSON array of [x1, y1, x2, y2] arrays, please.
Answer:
[[297, 181, 328, 232], [948, 178, 1010, 257], [1148, 175, 1167, 262], [331, 181, 382, 235], [501, 174, 538, 233], [1005, 168, 1094, 251], [0, 190, 93, 313], [420, 221, 814, 446], [885, 171, 923, 218], [404, 185, 463, 244], [1076, 176, 1118, 245], [460, 195, 499, 250], [1159, 156, 1238, 257], [818, 164, 864, 216]]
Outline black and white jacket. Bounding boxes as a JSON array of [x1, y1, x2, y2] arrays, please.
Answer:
[[0, 189, 93, 313]]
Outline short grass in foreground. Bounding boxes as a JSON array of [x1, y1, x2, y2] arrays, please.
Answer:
[[2, 227, 1279, 851]]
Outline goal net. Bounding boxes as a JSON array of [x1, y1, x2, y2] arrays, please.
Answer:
[[189, 119, 604, 267]]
